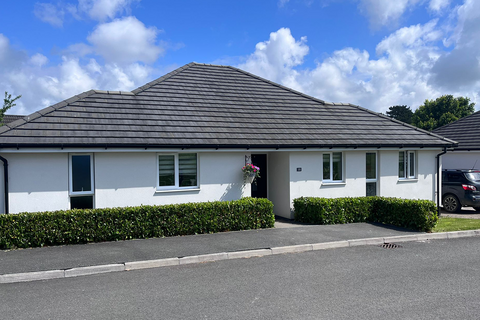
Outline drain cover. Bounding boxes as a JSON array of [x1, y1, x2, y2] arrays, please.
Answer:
[[381, 243, 402, 249]]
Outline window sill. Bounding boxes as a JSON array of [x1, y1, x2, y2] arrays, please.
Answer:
[[397, 178, 418, 182], [321, 181, 346, 186], [155, 187, 200, 194]]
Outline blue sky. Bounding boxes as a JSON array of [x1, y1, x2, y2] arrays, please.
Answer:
[[1, 0, 478, 115]]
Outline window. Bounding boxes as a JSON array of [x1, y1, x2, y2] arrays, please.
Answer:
[[69, 154, 94, 209], [366, 152, 377, 196], [398, 151, 416, 179], [158, 153, 198, 189], [323, 152, 343, 182]]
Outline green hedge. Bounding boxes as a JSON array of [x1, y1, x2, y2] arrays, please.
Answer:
[[293, 196, 437, 232], [0, 198, 274, 250]]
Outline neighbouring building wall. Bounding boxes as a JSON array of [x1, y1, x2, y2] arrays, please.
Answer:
[[7, 153, 69, 213], [442, 151, 480, 170], [267, 152, 290, 218], [378, 150, 437, 202], [95, 152, 250, 208]]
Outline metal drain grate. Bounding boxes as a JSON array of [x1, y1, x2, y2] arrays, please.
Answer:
[[380, 243, 402, 249]]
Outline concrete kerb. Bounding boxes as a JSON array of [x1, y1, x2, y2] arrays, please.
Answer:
[[2, 229, 480, 284]]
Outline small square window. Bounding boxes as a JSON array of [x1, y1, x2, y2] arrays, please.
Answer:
[[323, 152, 343, 182], [158, 153, 198, 190]]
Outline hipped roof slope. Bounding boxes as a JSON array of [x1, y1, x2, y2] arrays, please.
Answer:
[[0, 62, 455, 149], [433, 110, 480, 150]]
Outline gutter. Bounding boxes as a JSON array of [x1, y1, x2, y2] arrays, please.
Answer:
[[436, 147, 448, 217], [0, 155, 8, 214]]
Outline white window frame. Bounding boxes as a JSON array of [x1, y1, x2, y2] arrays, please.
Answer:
[[157, 153, 199, 190], [69, 153, 95, 196], [399, 150, 416, 179], [322, 152, 344, 182]]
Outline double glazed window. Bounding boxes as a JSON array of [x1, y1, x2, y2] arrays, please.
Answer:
[[399, 151, 416, 179], [366, 152, 377, 196], [158, 153, 198, 189], [69, 154, 94, 209], [323, 152, 343, 182]]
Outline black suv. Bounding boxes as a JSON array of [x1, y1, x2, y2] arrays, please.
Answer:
[[442, 169, 480, 212]]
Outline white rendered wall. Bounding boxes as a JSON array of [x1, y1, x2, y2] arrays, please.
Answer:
[[378, 150, 437, 202], [267, 152, 290, 218], [7, 153, 69, 213], [288, 151, 366, 218], [94, 152, 250, 208], [442, 151, 480, 170]]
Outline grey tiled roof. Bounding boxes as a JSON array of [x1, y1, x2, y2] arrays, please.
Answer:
[[2, 115, 25, 124], [0, 63, 455, 149], [433, 111, 480, 150]]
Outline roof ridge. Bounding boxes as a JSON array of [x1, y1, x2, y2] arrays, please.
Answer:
[[228, 65, 456, 146], [0, 89, 98, 135], [433, 109, 480, 133], [131, 62, 197, 94]]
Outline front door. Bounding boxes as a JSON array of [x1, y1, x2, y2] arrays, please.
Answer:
[[251, 154, 267, 198]]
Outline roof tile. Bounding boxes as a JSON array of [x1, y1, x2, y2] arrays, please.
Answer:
[[0, 62, 455, 148]]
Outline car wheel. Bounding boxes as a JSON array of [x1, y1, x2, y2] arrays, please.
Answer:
[[443, 194, 461, 213]]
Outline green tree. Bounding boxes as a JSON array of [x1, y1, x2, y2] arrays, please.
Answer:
[[1, 92, 22, 124], [412, 95, 475, 131], [386, 105, 413, 124]]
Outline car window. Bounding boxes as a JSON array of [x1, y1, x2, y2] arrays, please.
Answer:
[[466, 172, 480, 181], [447, 173, 461, 181]]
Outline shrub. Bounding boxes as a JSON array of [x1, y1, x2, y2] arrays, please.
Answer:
[[0, 197, 274, 250], [294, 196, 437, 232]]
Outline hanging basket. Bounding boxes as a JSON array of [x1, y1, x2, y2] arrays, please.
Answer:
[[244, 173, 256, 184]]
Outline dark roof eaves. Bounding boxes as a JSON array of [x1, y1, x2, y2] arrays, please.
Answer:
[[0, 141, 455, 149]]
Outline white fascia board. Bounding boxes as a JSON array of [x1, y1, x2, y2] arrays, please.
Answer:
[[0, 146, 444, 154]]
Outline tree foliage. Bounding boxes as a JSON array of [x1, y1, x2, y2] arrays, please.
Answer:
[[412, 95, 475, 131], [1, 92, 22, 124], [386, 105, 413, 124]]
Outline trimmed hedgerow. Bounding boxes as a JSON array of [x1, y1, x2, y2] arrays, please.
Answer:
[[293, 196, 437, 232], [0, 197, 274, 250]]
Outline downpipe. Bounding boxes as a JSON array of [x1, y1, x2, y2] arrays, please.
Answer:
[[436, 147, 447, 217], [0, 155, 8, 214]]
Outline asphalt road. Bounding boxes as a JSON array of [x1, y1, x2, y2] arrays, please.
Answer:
[[2, 237, 480, 320]]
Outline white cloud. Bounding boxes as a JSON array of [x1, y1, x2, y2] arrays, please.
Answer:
[[0, 34, 9, 61], [87, 16, 164, 64], [429, 0, 451, 12], [238, 28, 308, 89], [357, 0, 421, 29], [34, 0, 139, 26], [34, 3, 65, 27], [0, 33, 157, 115], [278, 0, 290, 8], [29, 53, 49, 67], [429, 0, 480, 92], [235, 20, 479, 114], [78, 0, 138, 21]]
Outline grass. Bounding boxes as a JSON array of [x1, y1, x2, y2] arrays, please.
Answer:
[[433, 217, 480, 232]]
